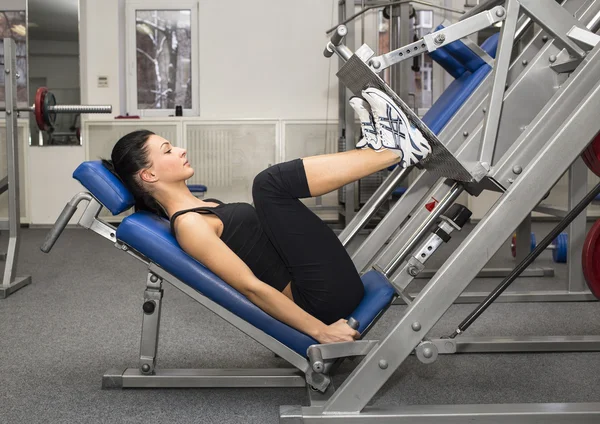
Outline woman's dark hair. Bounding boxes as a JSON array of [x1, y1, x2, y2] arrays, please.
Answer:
[[101, 129, 167, 218]]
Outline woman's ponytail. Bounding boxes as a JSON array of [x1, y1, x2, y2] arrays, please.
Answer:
[[101, 130, 167, 219]]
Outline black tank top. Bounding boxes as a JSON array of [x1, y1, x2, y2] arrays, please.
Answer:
[[169, 199, 291, 292]]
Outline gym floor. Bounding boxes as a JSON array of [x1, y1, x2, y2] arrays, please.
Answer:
[[1, 221, 599, 423]]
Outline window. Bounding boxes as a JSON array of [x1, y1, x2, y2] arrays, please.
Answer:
[[126, 1, 199, 117], [0, 10, 28, 106]]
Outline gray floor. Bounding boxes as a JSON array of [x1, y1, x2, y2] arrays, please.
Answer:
[[1, 222, 599, 423]]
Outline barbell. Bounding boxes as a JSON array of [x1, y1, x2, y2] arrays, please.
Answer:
[[0, 87, 112, 132], [511, 232, 568, 263]]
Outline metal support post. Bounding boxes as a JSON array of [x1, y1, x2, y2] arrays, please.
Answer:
[[139, 272, 163, 375], [514, 215, 533, 263], [339, 166, 410, 248], [341, 0, 358, 223], [0, 38, 31, 299], [567, 157, 588, 292], [389, 2, 412, 103], [478, 0, 520, 165]]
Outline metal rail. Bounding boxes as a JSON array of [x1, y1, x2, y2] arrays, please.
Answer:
[[326, 0, 465, 35]]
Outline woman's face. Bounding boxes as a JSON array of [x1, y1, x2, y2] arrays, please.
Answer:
[[144, 134, 194, 184]]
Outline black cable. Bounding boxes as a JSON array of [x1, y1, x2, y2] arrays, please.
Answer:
[[450, 180, 600, 339]]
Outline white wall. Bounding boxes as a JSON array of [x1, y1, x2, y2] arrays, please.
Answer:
[[27, 39, 82, 224], [79, 0, 341, 120], [28, 0, 345, 225], [196, 0, 339, 120], [28, 40, 79, 89]]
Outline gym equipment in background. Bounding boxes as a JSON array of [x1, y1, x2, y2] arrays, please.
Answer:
[[0, 38, 111, 299]]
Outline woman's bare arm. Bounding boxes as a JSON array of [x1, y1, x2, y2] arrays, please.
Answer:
[[174, 213, 358, 343]]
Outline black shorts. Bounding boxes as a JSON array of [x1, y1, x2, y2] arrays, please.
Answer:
[[252, 158, 364, 325]]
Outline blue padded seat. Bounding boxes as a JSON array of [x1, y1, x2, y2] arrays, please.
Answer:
[[73, 161, 396, 357]]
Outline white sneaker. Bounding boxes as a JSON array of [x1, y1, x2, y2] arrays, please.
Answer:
[[362, 87, 432, 167], [349, 96, 381, 150]]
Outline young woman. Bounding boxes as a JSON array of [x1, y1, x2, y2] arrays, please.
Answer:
[[103, 88, 431, 345]]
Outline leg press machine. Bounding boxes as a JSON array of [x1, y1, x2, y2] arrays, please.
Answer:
[[43, 0, 600, 422]]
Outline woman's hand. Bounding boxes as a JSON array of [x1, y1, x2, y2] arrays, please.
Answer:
[[315, 319, 360, 344]]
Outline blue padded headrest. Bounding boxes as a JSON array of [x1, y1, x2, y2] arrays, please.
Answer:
[[73, 161, 135, 215]]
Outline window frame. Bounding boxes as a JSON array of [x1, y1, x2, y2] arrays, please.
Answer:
[[125, 0, 199, 117]]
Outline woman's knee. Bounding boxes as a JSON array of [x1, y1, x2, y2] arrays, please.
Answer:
[[253, 167, 282, 204], [252, 168, 272, 196]]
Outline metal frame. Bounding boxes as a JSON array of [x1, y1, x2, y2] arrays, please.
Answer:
[[279, 1, 600, 421], [0, 38, 31, 299], [103, 265, 312, 390], [282, 48, 600, 424], [339, 0, 600, 303], [60, 195, 322, 391]]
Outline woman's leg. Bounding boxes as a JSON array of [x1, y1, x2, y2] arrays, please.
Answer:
[[252, 159, 365, 325], [302, 148, 401, 197]]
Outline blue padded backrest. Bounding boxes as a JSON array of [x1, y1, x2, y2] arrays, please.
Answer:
[[480, 32, 499, 58], [116, 211, 395, 356], [73, 161, 134, 216], [423, 65, 490, 134], [429, 47, 467, 79]]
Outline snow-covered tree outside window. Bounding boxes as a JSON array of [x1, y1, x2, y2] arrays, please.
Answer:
[[126, 1, 199, 116]]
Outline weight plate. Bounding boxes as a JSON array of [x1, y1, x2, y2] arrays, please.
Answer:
[[510, 233, 536, 258], [582, 133, 600, 178], [43, 91, 57, 131], [553, 233, 568, 263], [34, 87, 48, 131], [582, 220, 600, 299]]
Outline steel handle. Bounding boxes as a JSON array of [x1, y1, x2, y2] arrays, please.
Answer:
[[307, 346, 325, 373], [40, 203, 78, 253], [324, 26, 348, 58], [347, 317, 360, 330], [330, 25, 348, 46], [40, 192, 92, 253]]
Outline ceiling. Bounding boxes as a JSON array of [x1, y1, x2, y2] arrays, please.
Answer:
[[28, 0, 79, 42]]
